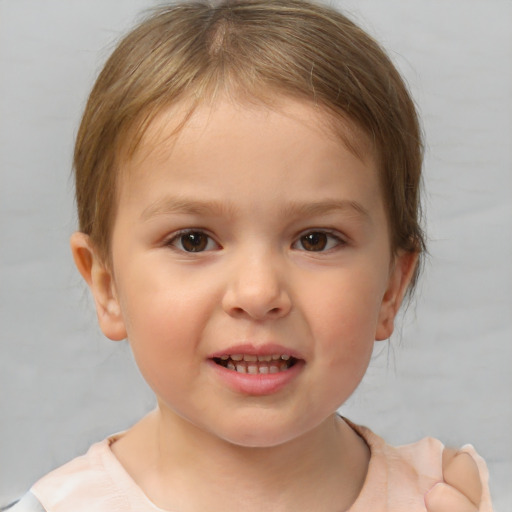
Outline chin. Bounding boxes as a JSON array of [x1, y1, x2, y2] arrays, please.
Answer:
[[207, 414, 314, 449]]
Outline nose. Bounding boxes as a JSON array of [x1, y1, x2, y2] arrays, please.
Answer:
[[222, 250, 292, 321]]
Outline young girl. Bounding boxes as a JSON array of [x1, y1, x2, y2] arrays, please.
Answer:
[[7, 0, 493, 510]]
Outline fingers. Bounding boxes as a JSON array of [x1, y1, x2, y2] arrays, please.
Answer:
[[425, 482, 479, 512], [425, 449, 484, 512], [442, 451, 482, 508]]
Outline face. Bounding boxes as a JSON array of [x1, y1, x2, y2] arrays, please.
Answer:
[[77, 97, 414, 448]]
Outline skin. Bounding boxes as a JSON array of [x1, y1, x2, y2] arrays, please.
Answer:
[[425, 449, 483, 511], [71, 97, 482, 511]]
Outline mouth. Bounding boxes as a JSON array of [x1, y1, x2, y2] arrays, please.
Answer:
[[212, 353, 299, 374]]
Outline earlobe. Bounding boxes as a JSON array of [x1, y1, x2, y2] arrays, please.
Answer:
[[70, 232, 127, 341], [375, 251, 418, 341]]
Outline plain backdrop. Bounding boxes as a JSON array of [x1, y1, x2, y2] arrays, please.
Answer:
[[1, 0, 511, 508]]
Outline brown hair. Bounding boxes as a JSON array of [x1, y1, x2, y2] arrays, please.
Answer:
[[74, 0, 425, 285]]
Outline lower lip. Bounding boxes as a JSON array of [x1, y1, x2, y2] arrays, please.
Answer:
[[207, 359, 304, 396]]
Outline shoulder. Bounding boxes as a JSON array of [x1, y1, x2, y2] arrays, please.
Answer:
[[392, 438, 493, 511], [346, 420, 445, 510], [28, 436, 133, 512], [345, 420, 493, 511], [349, 420, 445, 482]]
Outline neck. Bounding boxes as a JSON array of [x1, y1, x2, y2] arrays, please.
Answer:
[[112, 409, 370, 512]]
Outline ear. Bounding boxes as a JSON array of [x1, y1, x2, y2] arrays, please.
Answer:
[[70, 232, 127, 341], [375, 250, 418, 341]]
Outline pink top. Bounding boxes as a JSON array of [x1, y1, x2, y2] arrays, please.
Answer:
[[30, 423, 493, 512]]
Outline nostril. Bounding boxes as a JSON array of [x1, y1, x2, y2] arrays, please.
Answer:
[[222, 284, 291, 320]]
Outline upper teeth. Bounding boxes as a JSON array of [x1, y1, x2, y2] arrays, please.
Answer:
[[221, 354, 291, 362]]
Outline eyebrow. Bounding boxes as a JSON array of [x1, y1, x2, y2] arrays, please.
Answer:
[[280, 200, 370, 221], [141, 197, 236, 221], [140, 197, 370, 222]]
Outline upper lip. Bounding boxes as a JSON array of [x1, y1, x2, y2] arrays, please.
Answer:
[[209, 343, 304, 360]]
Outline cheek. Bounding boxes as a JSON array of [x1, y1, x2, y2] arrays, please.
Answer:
[[303, 267, 387, 372], [307, 267, 386, 339], [117, 282, 207, 392], [117, 259, 212, 342]]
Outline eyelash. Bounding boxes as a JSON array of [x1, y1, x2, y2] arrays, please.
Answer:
[[166, 229, 346, 253], [166, 230, 220, 253], [292, 230, 346, 252]]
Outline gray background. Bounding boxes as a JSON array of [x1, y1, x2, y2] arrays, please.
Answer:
[[1, 0, 511, 508]]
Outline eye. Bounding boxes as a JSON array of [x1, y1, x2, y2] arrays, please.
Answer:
[[168, 230, 219, 252], [294, 231, 344, 252]]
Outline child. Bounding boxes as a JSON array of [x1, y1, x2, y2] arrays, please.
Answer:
[[8, 0, 493, 510]]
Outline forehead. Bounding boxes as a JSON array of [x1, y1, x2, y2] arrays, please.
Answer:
[[119, 94, 377, 179], [112, 97, 386, 233], [113, 98, 385, 237]]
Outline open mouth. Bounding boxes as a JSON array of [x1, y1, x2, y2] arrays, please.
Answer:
[[212, 354, 298, 374]]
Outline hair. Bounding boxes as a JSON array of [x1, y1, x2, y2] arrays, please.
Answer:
[[74, 0, 425, 287]]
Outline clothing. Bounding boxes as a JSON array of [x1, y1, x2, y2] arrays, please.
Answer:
[[12, 422, 493, 512], [2, 494, 45, 512]]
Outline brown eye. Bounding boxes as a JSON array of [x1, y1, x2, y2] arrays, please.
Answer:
[[296, 231, 344, 252], [300, 232, 328, 251], [177, 232, 210, 252]]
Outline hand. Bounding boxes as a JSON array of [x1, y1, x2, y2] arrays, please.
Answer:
[[425, 448, 483, 512]]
